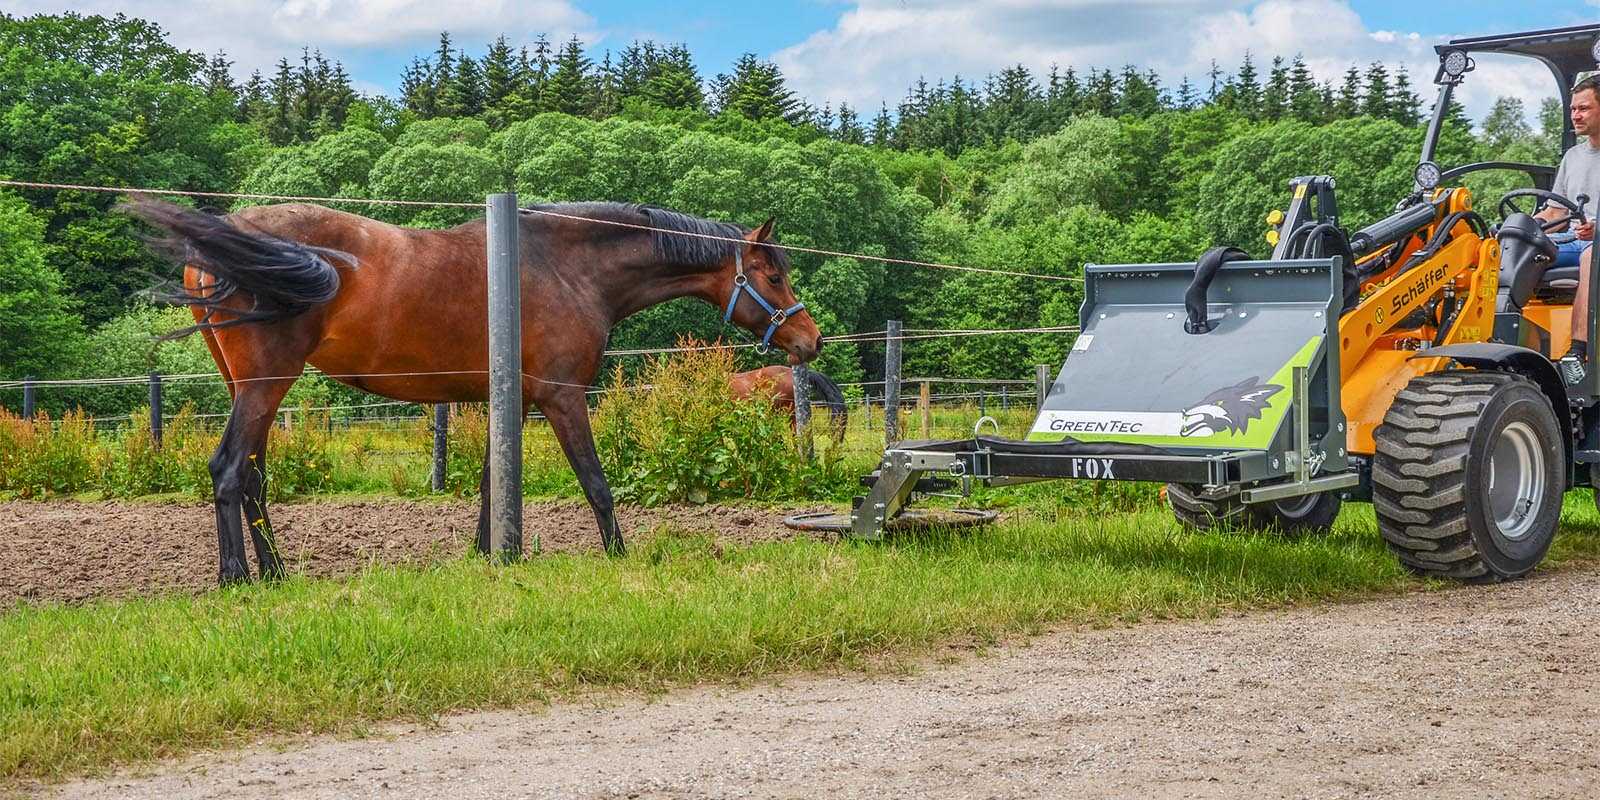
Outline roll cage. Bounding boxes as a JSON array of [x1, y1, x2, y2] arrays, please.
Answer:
[[1425, 24, 1600, 189]]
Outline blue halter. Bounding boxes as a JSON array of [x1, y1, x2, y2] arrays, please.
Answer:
[[722, 249, 805, 354]]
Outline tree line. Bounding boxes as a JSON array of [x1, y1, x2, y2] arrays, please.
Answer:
[[0, 12, 1567, 417]]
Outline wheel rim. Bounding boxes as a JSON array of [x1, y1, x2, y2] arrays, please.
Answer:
[[1488, 420, 1546, 541], [1273, 493, 1320, 519]]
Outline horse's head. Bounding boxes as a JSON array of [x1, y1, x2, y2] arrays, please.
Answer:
[[720, 218, 822, 364]]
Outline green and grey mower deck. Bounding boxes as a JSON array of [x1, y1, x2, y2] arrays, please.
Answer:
[[793, 257, 1359, 537]]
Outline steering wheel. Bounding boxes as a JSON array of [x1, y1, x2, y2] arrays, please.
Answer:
[[1499, 188, 1588, 233]]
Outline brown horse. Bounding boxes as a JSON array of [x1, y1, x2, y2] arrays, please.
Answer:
[[128, 198, 821, 584], [729, 365, 848, 440]]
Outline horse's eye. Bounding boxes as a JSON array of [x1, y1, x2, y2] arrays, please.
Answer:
[[767, 274, 783, 286]]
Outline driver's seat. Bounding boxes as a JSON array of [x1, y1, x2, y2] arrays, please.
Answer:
[[1496, 212, 1560, 311]]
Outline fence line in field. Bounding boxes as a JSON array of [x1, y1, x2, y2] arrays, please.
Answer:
[[0, 179, 1082, 284]]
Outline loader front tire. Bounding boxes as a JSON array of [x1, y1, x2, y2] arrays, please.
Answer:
[[1373, 370, 1562, 582]]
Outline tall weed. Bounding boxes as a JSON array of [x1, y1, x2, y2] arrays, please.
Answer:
[[593, 343, 825, 505]]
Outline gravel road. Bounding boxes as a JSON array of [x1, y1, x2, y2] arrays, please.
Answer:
[[49, 568, 1600, 799]]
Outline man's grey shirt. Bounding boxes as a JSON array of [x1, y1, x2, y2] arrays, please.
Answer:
[[1552, 139, 1600, 221]]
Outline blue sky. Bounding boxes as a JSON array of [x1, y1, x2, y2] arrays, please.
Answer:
[[7, 1, 1597, 120]]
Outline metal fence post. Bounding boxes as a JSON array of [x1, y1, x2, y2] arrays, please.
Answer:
[[1001, 385, 1008, 411], [486, 191, 524, 560], [918, 380, 931, 437], [978, 390, 986, 417], [432, 403, 449, 492], [149, 373, 163, 448], [1035, 364, 1050, 409], [22, 376, 35, 419], [792, 363, 812, 459], [884, 320, 901, 445]]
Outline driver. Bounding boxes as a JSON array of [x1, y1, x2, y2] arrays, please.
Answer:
[[1544, 74, 1600, 383]]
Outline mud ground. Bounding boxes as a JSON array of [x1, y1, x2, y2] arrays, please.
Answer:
[[0, 499, 830, 605]]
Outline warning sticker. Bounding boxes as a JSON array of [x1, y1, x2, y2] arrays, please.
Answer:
[[1071, 334, 1093, 352]]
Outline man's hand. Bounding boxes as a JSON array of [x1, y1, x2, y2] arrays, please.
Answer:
[[1579, 220, 1595, 241]]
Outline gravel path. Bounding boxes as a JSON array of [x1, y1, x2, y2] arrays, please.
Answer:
[[49, 568, 1600, 799]]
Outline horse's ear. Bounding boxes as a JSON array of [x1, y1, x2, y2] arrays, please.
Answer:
[[750, 217, 776, 242]]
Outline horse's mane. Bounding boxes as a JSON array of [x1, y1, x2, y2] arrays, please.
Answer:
[[522, 202, 790, 273]]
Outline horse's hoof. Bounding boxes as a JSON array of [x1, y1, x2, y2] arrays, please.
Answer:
[[218, 572, 252, 587], [258, 565, 287, 582]]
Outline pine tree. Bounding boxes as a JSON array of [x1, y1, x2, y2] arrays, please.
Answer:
[[1086, 69, 1117, 117], [428, 31, 454, 112], [870, 102, 893, 148], [441, 47, 485, 117], [264, 57, 299, 145], [836, 102, 865, 144], [592, 50, 621, 118], [1361, 62, 1391, 119], [323, 61, 356, 130], [1482, 97, 1532, 151], [240, 70, 269, 124], [1287, 56, 1319, 120], [983, 65, 1044, 143], [1335, 65, 1362, 119], [615, 41, 653, 99], [715, 53, 800, 122], [202, 50, 237, 100], [1174, 76, 1197, 110], [544, 36, 593, 115], [1262, 56, 1288, 121], [482, 36, 517, 110], [1116, 65, 1160, 117], [1207, 60, 1224, 104], [1233, 53, 1261, 119], [400, 56, 436, 117], [641, 44, 703, 110], [1390, 72, 1421, 126], [1046, 65, 1081, 127]]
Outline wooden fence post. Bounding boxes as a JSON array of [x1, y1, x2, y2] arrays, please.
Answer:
[[1035, 364, 1050, 409]]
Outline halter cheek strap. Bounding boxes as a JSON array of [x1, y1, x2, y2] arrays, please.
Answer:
[[722, 249, 806, 353]]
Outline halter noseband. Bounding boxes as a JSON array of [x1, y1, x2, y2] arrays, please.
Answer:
[[722, 248, 805, 354]]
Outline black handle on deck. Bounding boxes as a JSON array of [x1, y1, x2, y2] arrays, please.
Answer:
[[1185, 246, 1249, 334]]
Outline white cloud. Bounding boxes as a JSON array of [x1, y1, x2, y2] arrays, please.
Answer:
[[4, 0, 594, 79], [774, 0, 1560, 125]]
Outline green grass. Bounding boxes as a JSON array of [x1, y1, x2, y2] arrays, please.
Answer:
[[6, 469, 1600, 786], [0, 500, 1473, 786]]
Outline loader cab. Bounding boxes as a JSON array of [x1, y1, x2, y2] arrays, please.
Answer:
[[1404, 25, 1600, 356], [1421, 24, 1600, 190]]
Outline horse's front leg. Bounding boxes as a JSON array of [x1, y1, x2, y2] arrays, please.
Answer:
[[541, 389, 624, 556]]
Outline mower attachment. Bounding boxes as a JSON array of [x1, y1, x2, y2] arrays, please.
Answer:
[[849, 256, 1359, 539]]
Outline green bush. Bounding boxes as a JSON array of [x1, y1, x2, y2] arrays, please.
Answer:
[[0, 410, 102, 498], [593, 344, 837, 505]]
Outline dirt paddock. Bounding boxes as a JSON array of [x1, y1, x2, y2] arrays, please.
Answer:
[[0, 499, 829, 606]]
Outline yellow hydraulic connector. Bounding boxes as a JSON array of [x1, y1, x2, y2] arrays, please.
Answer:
[[1264, 209, 1285, 246]]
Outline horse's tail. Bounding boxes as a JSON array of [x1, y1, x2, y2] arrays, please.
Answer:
[[805, 369, 849, 441], [122, 197, 352, 338]]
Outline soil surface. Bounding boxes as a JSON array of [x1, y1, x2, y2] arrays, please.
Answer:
[[0, 499, 831, 606], [45, 568, 1600, 799]]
